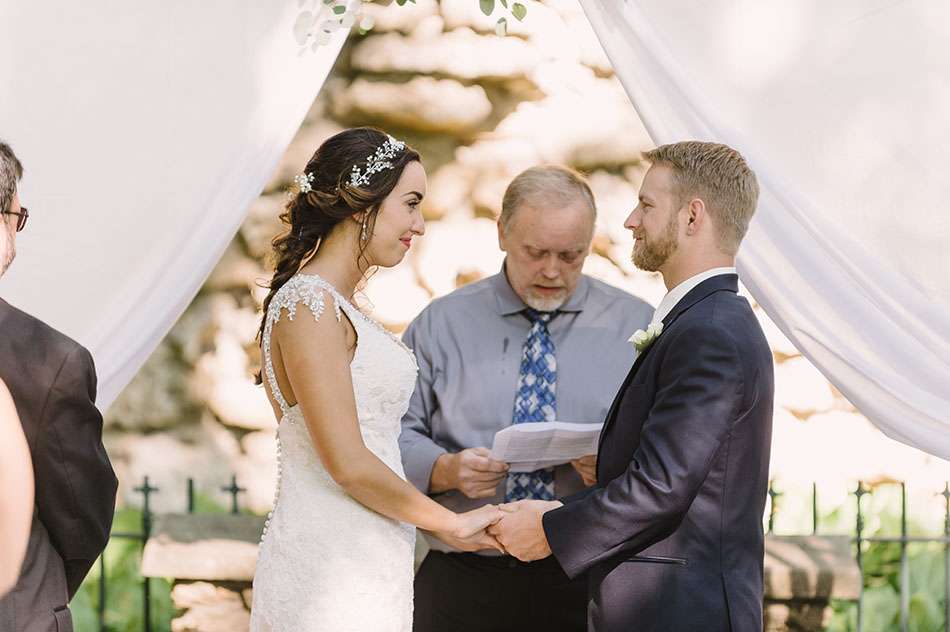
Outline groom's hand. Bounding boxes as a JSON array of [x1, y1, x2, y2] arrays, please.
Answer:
[[431, 448, 509, 498], [488, 500, 562, 562], [571, 454, 597, 487]]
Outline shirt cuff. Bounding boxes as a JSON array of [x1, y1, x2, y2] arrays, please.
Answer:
[[404, 440, 448, 494]]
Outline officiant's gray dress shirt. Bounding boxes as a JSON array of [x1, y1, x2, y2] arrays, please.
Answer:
[[400, 267, 653, 553]]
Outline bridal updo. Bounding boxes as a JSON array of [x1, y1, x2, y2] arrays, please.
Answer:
[[255, 127, 420, 352]]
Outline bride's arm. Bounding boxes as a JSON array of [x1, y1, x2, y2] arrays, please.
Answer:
[[0, 379, 34, 597], [275, 308, 500, 540]]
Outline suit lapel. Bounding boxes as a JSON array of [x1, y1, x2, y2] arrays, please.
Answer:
[[595, 274, 740, 457], [596, 339, 658, 457]]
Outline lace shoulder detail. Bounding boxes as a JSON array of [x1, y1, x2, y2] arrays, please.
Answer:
[[262, 275, 344, 416], [267, 275, 344, 325]]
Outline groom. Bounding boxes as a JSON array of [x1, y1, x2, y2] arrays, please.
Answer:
[[490, 141, 774, 631]]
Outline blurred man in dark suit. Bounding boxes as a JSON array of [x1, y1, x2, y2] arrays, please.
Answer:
[[0, 140, 117, 632]]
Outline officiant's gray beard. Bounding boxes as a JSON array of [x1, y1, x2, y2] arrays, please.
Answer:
[[632, 214, 679, 272], [523, 291, 567, 312]]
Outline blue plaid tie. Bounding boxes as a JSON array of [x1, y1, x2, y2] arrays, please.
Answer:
[[505, 309, 557, 502]]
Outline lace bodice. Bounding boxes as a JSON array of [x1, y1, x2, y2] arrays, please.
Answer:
[[261, 273, 418, 419], [251, 273, 418, 632]]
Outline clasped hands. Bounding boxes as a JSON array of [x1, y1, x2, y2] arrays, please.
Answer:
[[431, 447, 591, 560], [490, 499, 563, 561], [437, 499, 563, 562]]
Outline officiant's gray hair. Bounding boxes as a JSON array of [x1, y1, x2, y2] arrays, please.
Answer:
[[499, 165, 596, 234], [0, 141, 22, 215], [643, 141, 759, 255]]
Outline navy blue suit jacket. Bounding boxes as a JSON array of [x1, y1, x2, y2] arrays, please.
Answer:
[[543, 274, 774, 632]]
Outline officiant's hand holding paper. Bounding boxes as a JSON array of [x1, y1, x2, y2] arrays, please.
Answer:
[[430, 447, 509, 499], [570, 454, 597, 486], [489, 500, 562, 562]]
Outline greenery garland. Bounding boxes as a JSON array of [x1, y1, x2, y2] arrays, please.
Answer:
[[296, 0, 530, 51]]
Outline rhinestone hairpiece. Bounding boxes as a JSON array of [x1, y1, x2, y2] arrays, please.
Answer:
[[294, 172, 315, 194], [348, 135, 406, 189]]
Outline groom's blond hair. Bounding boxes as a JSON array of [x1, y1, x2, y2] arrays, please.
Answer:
[[643, 141, 759, 255]]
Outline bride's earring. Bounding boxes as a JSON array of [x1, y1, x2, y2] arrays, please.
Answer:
[[361, 216, 369, 242]]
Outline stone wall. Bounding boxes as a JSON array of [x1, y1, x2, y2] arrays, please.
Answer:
[[103, 0, 949, 522]]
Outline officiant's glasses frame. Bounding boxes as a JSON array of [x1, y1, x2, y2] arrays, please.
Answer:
[[2, 206, 28, 232]]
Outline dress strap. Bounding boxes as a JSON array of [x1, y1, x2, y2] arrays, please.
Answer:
[[261, 274, 343, 417]]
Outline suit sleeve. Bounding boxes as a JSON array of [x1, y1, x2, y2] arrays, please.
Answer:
[[543, 321, 744, 579], [560, 483, 599, 505], [398, 310, 447, 493], [35, 345, 118, 598]]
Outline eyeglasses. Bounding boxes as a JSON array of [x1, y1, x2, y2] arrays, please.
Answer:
[[2, 206, 28, 232]]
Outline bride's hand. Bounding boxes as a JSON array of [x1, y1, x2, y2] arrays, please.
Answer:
[[453, 504, 504, 539], [432, 505, 506, 553]]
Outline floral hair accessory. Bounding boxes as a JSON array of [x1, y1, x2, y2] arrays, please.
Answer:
[[294, 172, 316, 194], [348, 135, 406, 189]]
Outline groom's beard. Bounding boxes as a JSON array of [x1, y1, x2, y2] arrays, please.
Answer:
[[632, 215, 679, 272]]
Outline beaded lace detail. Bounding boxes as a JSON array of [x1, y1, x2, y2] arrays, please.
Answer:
[[251, 273, 418, 632], [261, 274, 344, 417]]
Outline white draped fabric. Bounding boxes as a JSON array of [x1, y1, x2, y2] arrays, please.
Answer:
[[3, 2, 948, 460], [581, 0, 950, 458], [0, 2, 346, 407]]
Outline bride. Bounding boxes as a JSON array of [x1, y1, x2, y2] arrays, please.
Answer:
[[249, 127, 502, 631]]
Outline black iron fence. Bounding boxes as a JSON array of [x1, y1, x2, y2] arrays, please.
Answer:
[[767, 480, 950, 631], [91, 475, 247, 632], [88, 477, 950, 631]]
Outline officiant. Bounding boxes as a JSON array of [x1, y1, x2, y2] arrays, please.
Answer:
[[399, 165, 653, 632]]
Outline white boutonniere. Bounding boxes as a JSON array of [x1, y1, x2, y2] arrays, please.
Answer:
[[629, 322, 664, 353]]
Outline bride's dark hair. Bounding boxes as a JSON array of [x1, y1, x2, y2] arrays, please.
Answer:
[[255, 127, 420, 370]]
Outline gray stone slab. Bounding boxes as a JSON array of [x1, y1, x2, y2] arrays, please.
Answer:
[[764, 535, 861, 601], [141, 514, 264, 581]]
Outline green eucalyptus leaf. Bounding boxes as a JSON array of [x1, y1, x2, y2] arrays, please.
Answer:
[[333, 5, 346, 14], [512, 2, 527, 21], [480, 0, 495, 17]]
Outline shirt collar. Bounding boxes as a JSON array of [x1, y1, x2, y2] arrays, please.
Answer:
[[492, 261, 590, 316], [652, 266, 737, 324]]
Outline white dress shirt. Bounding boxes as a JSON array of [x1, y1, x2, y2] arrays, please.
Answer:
[[652, 267, 737, 325]]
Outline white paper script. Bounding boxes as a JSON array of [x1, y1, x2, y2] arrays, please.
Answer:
[[491, 421, 603, 472]]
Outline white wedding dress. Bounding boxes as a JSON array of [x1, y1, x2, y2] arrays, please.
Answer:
[[250, 273, 418, 631]]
